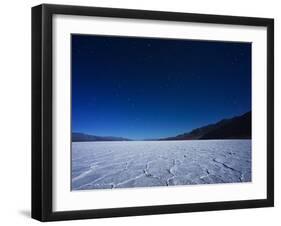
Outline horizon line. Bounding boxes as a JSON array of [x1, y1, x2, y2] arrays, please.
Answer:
[[72, 110, 251, 140]]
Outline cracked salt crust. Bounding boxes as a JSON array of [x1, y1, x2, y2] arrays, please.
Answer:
[[71, 140, 251, 190]]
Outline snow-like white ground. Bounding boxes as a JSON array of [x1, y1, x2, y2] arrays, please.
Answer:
[[72, 140, 251, 190]]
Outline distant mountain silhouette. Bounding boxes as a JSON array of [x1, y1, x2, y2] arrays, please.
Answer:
[[72, 132, 131, 142], [160, 111, 251, 140], [73, 111, 251, 142]]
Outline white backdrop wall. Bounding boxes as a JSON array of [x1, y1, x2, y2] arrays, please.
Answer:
[[0, 0, 279, 225]]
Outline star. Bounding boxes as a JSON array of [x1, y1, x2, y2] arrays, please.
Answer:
[[167, 74, 172, 81], [231, 56, 239, 65]]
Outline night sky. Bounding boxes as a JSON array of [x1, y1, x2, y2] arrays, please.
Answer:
[[72, 34, 251, 140]]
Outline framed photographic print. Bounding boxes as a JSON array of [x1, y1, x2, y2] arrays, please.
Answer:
[[32, 4, 274, 221]]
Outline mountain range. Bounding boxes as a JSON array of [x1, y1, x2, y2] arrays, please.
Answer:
[[72, 132, 131, 142], [160, 111, 251, 140], [72, 111, 251, 142]]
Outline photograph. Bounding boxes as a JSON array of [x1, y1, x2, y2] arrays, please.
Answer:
[[71, 34, 252, 191], [31, 3, 274, 221]]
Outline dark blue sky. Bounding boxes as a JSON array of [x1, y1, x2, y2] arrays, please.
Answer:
[[72, 34, 251, 140]]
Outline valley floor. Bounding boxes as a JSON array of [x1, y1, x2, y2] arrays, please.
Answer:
[[72, 140, 251, 190]]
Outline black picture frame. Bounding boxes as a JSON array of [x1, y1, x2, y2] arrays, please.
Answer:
[[32, 4, 274, 222]]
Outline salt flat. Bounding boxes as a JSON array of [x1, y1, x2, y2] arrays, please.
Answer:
[[72, 140, 251, 190]]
